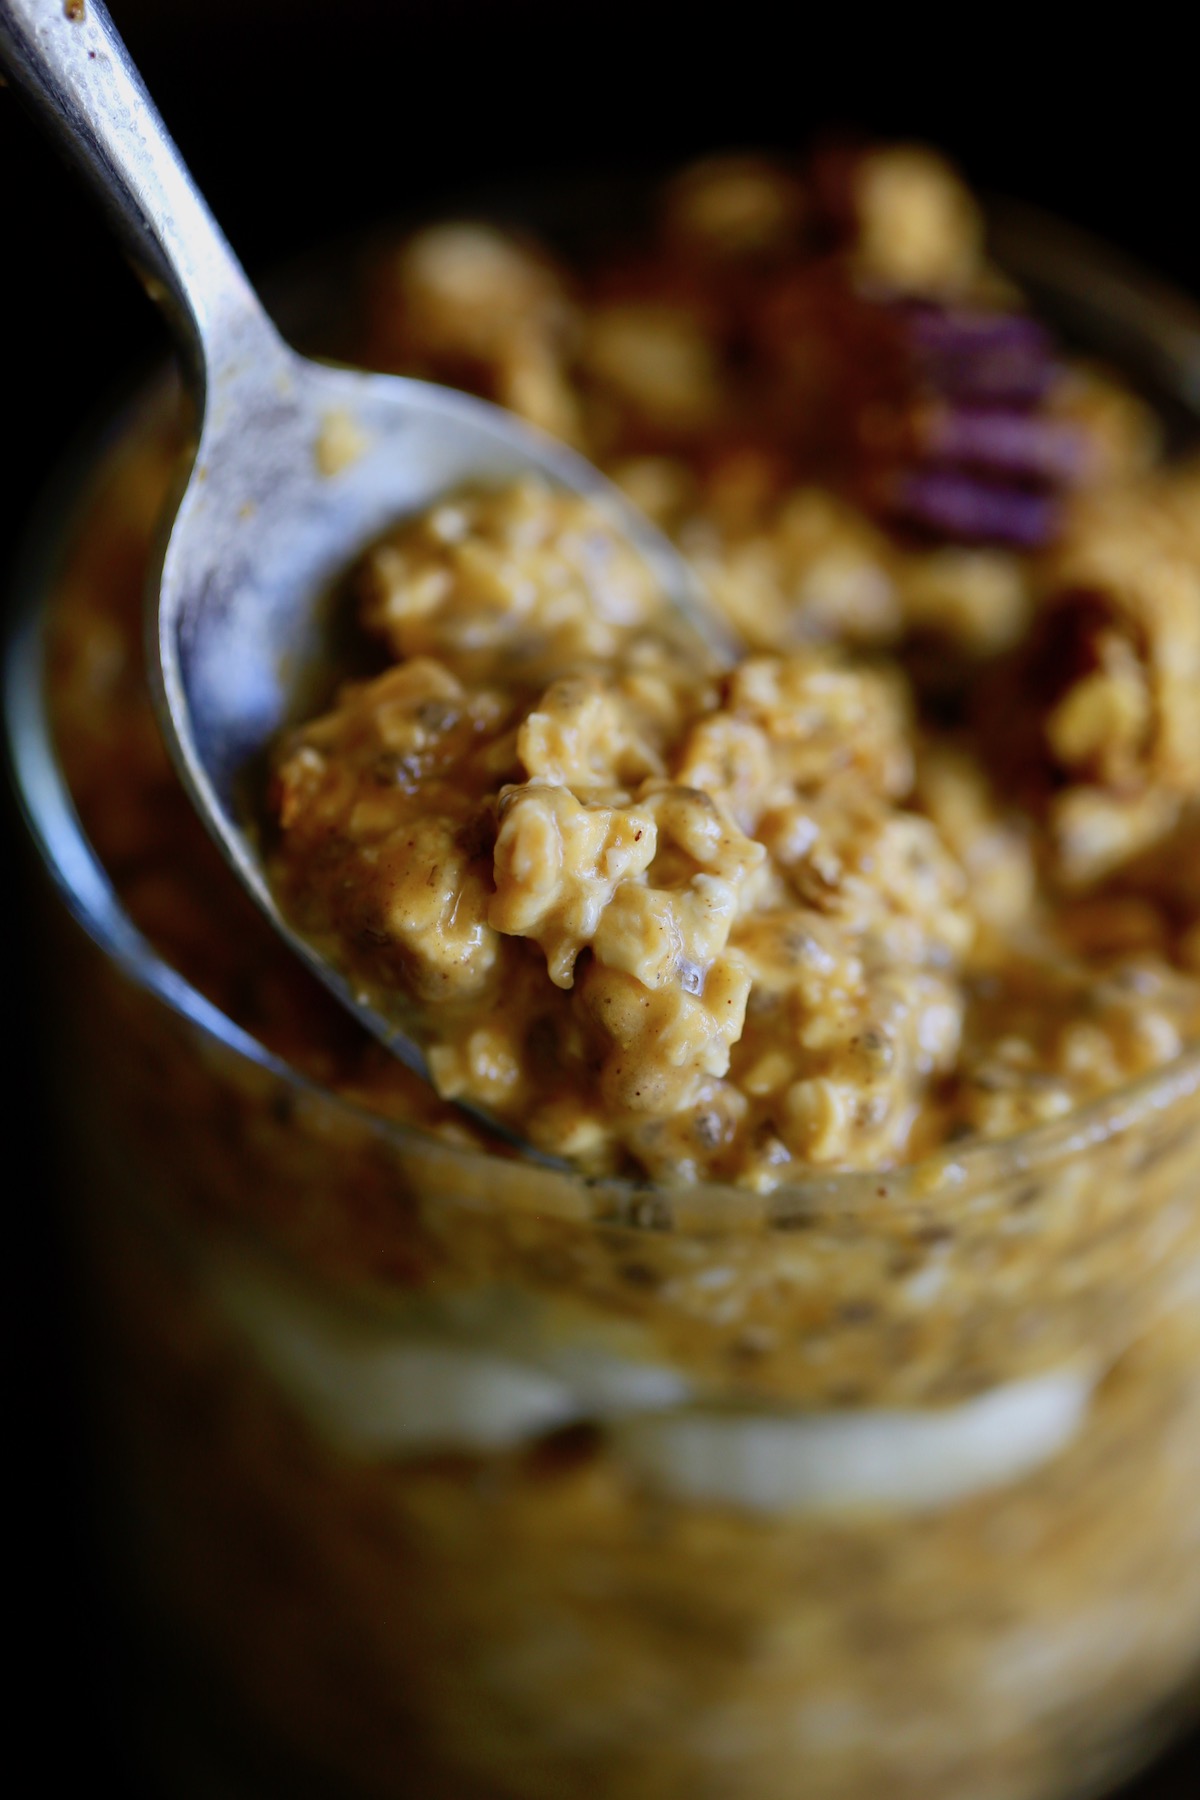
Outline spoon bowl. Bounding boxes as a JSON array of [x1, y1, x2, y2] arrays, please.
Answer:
[[154, 337, 726, 1099], [0, 0, 730, 1126]]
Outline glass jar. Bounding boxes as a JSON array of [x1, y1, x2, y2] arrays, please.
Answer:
[[7, 203, 1200, 1800]]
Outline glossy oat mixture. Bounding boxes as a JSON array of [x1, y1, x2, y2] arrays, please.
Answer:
[[263, 145, 1200, 1183], [52, 143, 1200, 1188]]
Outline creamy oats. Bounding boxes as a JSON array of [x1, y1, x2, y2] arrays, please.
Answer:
[[263, 486, 1200, 1181]]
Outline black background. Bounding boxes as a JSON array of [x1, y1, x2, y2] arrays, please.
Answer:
[[5, 3, 1199, 1793]]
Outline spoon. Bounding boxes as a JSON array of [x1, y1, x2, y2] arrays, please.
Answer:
[[0, 0, 733, 1146]]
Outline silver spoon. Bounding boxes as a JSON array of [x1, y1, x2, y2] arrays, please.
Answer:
[[0, 0, 732, 1147]]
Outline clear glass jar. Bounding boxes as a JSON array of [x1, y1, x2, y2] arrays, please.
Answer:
[[7, 205, 1200, 1800]]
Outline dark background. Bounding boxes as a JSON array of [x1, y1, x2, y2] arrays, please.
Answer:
[[5, 3, 1199, 1793]]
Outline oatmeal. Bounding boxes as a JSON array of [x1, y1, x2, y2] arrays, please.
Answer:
[[263, 468, 1200, 1180], [267, 478, 989, 1180], [21, 141, 1200, 1800]]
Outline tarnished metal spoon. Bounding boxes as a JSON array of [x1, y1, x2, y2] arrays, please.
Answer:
[[0, 0, 731, 1145]]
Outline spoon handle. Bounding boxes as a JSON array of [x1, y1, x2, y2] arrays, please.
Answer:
[[0, 0, 284, 388]]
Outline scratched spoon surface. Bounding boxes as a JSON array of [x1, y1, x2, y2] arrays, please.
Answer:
[[0, 0, 733, 1153]]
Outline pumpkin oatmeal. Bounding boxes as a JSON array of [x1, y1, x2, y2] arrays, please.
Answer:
[[16, 142, 1200, 1800]]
